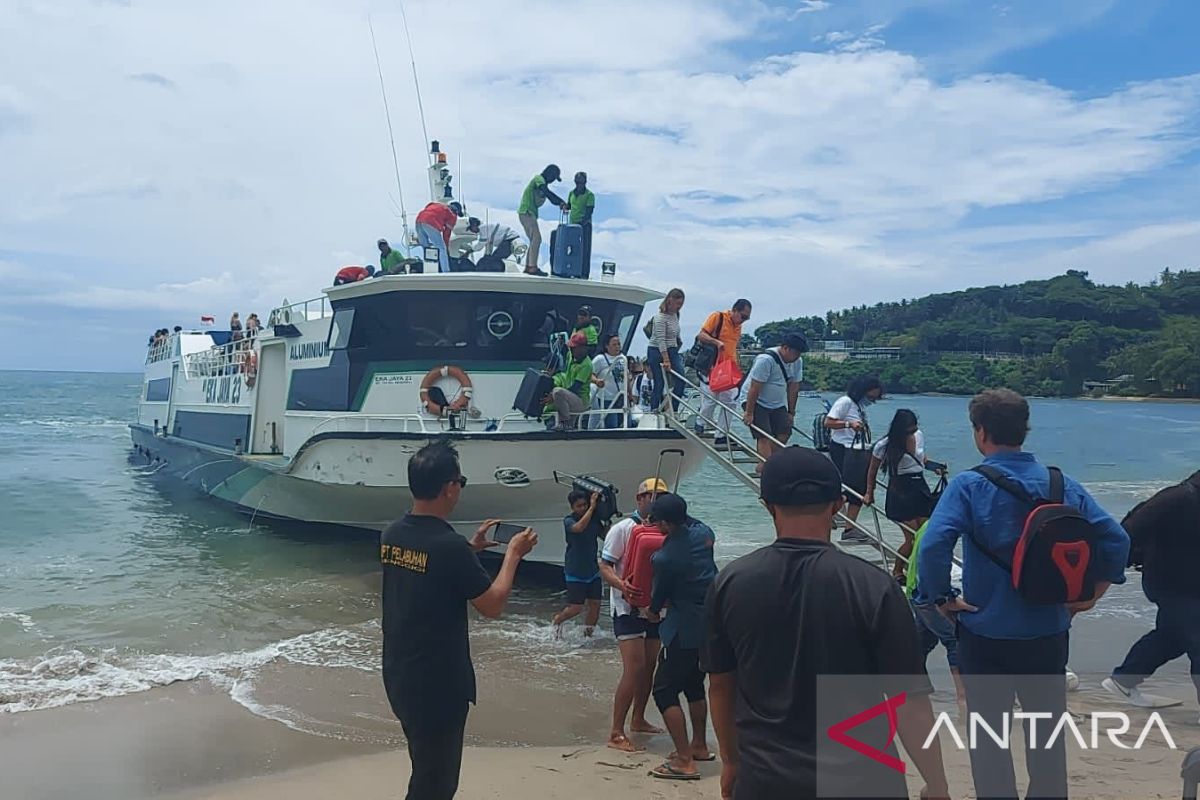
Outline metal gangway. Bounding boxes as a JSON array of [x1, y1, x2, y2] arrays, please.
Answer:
[[660, 368, 961, 575]]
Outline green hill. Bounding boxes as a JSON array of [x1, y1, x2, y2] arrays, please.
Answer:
[[750, 269, 1200, 398]]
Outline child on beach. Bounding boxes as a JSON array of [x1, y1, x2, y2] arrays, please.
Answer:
[[553, 490, 604, 638]]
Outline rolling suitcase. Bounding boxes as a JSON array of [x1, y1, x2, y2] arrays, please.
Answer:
[[513, 368, 554, 418], [550, 218, 585, 278]]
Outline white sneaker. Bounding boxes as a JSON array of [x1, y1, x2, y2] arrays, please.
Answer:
[[1101, 676, 1150, 707]]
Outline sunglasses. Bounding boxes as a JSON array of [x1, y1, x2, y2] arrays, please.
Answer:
[[448, 475, 468, 488]]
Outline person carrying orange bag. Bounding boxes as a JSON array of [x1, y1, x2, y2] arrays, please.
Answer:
[[693, 299, 752, 446]]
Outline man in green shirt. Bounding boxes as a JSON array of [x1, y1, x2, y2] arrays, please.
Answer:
[[543, 332, 593, 430], [573, 305, 599, 354], [377, 239, 407, 275], [568, 172, 596, 279], [517, 164, 567, 276]]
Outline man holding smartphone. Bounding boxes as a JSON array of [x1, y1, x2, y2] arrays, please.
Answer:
[[381, 440, 538, 800]]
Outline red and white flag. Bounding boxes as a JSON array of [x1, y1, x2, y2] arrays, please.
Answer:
[[200, 315, 215, 326]]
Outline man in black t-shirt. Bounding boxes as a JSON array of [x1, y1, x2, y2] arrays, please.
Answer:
[[381, 440, 538, 800], [552, 490, 605, 638], [701, 447, 950, 800]]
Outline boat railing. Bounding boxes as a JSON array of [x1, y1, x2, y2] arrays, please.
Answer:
[[184, 338, 253, 379], [268, 296, 333, 326], [305, 405, 650, 437], [664, 366, 962, 573], [145, 333, 179, 365]]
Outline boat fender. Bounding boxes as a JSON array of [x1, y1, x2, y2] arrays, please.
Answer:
[[419, 365, 474, 416]]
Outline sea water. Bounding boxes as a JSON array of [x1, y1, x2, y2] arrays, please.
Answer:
[[0, 370, 1196, 739]]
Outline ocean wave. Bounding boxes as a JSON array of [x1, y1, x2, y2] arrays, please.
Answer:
[[0, 612, 36, 632], [13, 418, 127, 430], [0, 624, 379, 715]]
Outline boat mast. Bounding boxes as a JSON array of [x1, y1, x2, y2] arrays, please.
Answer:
[[368, 15, 411, 248]]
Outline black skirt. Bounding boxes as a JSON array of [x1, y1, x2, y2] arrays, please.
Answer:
[[884, 472, 933, 523]]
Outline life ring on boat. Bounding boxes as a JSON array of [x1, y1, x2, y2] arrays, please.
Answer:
[[419, 365, 473, 416], [242, 350, 258, 387]]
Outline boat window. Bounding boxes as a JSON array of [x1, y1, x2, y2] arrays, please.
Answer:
[[616, 313, 636, 350], [341, 291, 644, 364], [327, 308, 355, 350]]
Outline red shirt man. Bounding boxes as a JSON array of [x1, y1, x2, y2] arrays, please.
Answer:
[[415, 202, 459, 246], [334, 265, 375, 285]]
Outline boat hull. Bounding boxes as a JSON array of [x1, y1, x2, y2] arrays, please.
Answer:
[[129, 425, 705, 566]]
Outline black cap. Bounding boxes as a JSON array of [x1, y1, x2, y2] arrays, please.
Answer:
[[781, 333, 809, 353], [577, 305, 592, 315], [649, 493, 688, 525], [759, 447, 842, 507]]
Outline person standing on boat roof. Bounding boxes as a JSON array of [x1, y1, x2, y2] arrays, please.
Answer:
[[378, 238, 407, 275], [568, 171, 596, 279], [415, 201, 463, 274], [1103, 469, 1200, 713], [542, 331, 593, 431], [517, 164, 568, 276], [334, 264, 376, 285], [381, 440, 537, 800]]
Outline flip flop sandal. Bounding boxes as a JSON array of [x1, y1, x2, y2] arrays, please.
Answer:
[[650, 762, 701, 781]]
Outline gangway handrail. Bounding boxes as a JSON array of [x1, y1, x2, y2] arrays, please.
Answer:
[[664, 367, 963, 572]]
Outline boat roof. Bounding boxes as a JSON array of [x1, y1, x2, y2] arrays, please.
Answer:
[[323, 273, 662, 306]]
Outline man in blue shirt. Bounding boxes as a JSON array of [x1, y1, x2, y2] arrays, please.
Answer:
[[646, 493, 717, 781], [919, 389, 1129, 800], [552, 490, 604, 637]]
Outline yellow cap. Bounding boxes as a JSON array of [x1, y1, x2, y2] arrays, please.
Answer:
[[636, 477, 669, 496]]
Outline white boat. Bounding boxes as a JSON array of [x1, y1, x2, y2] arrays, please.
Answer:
[[130, 151, 705, 566]]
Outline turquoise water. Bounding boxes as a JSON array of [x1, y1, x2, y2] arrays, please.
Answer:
[[0, 370, 1195, 729]]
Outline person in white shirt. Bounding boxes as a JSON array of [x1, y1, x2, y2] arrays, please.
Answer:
[[740, 333, 806, 472], [824, 376, 884, 543], [863, 408, 944, 578], [598, 478, 669, 752], [589, 334, 628, 429]]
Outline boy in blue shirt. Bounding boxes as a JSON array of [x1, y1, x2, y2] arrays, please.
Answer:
[[552, 490, 604, 637]]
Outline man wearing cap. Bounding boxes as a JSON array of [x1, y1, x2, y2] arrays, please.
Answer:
[[599, 478, 670, 752], [542, 331, 593, 430], [647, 493, 718, 782], [415, 200, 463, 274], [567, 171, 596, 278], [740, 333, 806, 472], [702, 448, 950, 800], [378, 238, 406, 275], [517, 164, 568, 276], [573, 305, 599, 354]]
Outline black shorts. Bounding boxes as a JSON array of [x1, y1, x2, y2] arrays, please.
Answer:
[[565, 578, 602, 605], [612, 613, 662, 641], [652, 641, 706, 712], [828, 441, 865, 507], [750, 403, 791, 440]]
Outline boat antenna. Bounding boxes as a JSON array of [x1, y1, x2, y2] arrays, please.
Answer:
[[396, 0, 431, 167], [368, 15, 410, 245]]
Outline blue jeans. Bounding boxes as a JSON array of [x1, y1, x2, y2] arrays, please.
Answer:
[[647, 346, 683, 412], [416, 223, 450, 273], [1112, 596, 1200, 702], [912, 599, 958, 668]]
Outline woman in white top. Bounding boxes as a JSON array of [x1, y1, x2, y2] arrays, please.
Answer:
[[646, 287, 685, 412], [823, 375, 884, 542], [863, 408, 942, 579], [590, 334, 628, 429]]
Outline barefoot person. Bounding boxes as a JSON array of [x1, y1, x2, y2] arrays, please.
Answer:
[[599, 478, 669, 751], [381, 440, 538, 800], [551, 490, 604, 637]]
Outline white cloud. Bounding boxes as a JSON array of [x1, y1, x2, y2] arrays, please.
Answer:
[[0, 0, 1198, 369]]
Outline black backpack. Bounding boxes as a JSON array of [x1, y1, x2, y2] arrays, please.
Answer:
[[967, 465, 1102, 605]]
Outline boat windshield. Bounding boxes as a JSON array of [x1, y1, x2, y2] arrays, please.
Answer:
[[338, 291, 644, 363]]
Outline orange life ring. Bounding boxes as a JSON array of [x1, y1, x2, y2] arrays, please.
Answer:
[[242, 350, 258, 387], [419, 365, 473, 416]]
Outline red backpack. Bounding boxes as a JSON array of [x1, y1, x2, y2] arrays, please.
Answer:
[[968, 466, 1102, 605], [622, 523, 666, 608]]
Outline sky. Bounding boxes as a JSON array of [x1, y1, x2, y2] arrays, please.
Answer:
[[2, 0, 1198, 372]]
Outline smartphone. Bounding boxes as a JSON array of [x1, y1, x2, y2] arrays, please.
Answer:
[[491, 522, 526, 544]]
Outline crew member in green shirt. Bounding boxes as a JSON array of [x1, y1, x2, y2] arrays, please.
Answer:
[[567, 172, 596, 279], [542, 332, 594, 430], [377, 239, 407, 275], [517, 164, 568, 276], [573, 305, 599, 354]]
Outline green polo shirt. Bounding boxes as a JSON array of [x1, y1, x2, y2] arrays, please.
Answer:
[[518, 174, 548, 217], [380, 249, 405, 274], [552, 354, 593, 404], [574, 321, 599, 347], [568, 189, 595, 224]]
